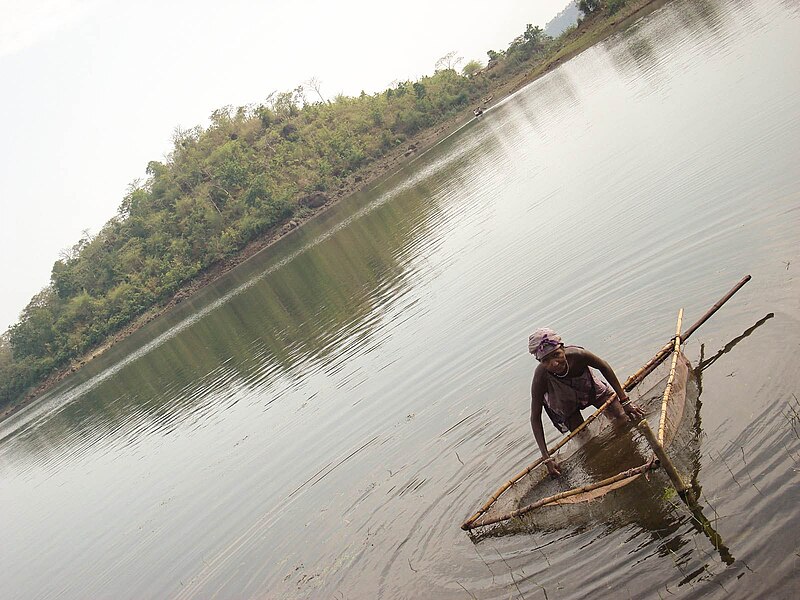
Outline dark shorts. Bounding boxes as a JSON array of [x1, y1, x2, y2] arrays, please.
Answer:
[[544, 390, 614, 433]]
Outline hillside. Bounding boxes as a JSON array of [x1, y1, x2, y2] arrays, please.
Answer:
[[545, 1, 582, 37]]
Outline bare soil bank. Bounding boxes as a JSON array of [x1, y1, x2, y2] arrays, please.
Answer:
[[1, 0, 671, 423]]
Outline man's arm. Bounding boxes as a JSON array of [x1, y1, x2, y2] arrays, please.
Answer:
[[531, 370, 561, 477], [581, 349, 644, 419]]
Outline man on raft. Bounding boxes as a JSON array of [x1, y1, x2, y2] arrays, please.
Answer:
[[528, 328, 644, 478]]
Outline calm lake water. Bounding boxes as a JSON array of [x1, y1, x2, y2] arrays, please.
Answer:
[[2, 0, 799, 597]]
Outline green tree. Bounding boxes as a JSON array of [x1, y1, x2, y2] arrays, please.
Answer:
[[461, 59, 484, 77], [579, 0, 601, 14], [524, 24, 545, 45], [8, 288, 58, 359], [607, 0, 627, 14]]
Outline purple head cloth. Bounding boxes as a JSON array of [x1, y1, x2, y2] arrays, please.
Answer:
[[528, 328, 563, 360]]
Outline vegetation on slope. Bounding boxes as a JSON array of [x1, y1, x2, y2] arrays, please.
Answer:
[[1, 1, 645, 410]]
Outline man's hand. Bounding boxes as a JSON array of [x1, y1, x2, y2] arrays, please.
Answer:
[[545, 458, 562, 478], [622, 398, 645, 420]]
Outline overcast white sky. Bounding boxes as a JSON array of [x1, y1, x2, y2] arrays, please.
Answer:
[[0, 0, 571, 332]]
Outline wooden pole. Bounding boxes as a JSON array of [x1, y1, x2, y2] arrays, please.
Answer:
[[681, 274, 751, 341], [658, 309, 683, 445], [621, 274, 751, 392], [461, 395, 617, 530], [461, 275, 751, 531], [637, 420, 690, 494], [472, 462, 656, 529]]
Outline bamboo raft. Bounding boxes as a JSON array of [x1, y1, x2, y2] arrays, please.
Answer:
[[461, 275, 751, 532]]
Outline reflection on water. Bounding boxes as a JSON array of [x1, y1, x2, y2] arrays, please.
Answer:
[[1, 0, 800, 598]]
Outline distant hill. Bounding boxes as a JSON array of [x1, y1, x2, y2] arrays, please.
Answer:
[[544, 1, 581, 37]]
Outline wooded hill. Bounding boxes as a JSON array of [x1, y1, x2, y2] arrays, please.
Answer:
[[0, 2, 637, 409]]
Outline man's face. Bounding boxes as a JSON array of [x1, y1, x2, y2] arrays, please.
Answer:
[[540, 347, 568, 375]]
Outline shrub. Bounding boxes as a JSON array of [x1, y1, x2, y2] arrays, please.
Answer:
[[607, 0, 627, 14]]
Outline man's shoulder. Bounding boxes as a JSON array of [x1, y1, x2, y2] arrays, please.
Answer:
[[565, 346, 591, 359], [565, 346, 593, 368]]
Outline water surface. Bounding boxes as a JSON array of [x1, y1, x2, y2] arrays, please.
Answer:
[[1, 0, 799, 597]]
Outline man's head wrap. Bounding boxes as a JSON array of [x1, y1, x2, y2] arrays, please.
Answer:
[[528, 328, 563, 360]]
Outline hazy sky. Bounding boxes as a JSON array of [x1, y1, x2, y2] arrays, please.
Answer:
[[0, 0, 571, 331]]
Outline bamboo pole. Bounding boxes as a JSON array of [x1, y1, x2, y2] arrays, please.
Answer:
[[472, 462, 656, 529], [658, 309, 683, 445], [624, 275, 751, 391], [461, 395, 617, 530], [682, 274, 750, 340], [462, 322, 692, 531], [461, 275, 751, 531], [637, 420, 689, 495], [462, 328, 675, 531]]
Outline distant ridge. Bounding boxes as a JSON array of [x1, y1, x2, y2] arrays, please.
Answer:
[[544, 1, 581, 37]]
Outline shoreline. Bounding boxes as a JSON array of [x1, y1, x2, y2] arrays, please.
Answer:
[[1, 0, 671, 423]]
